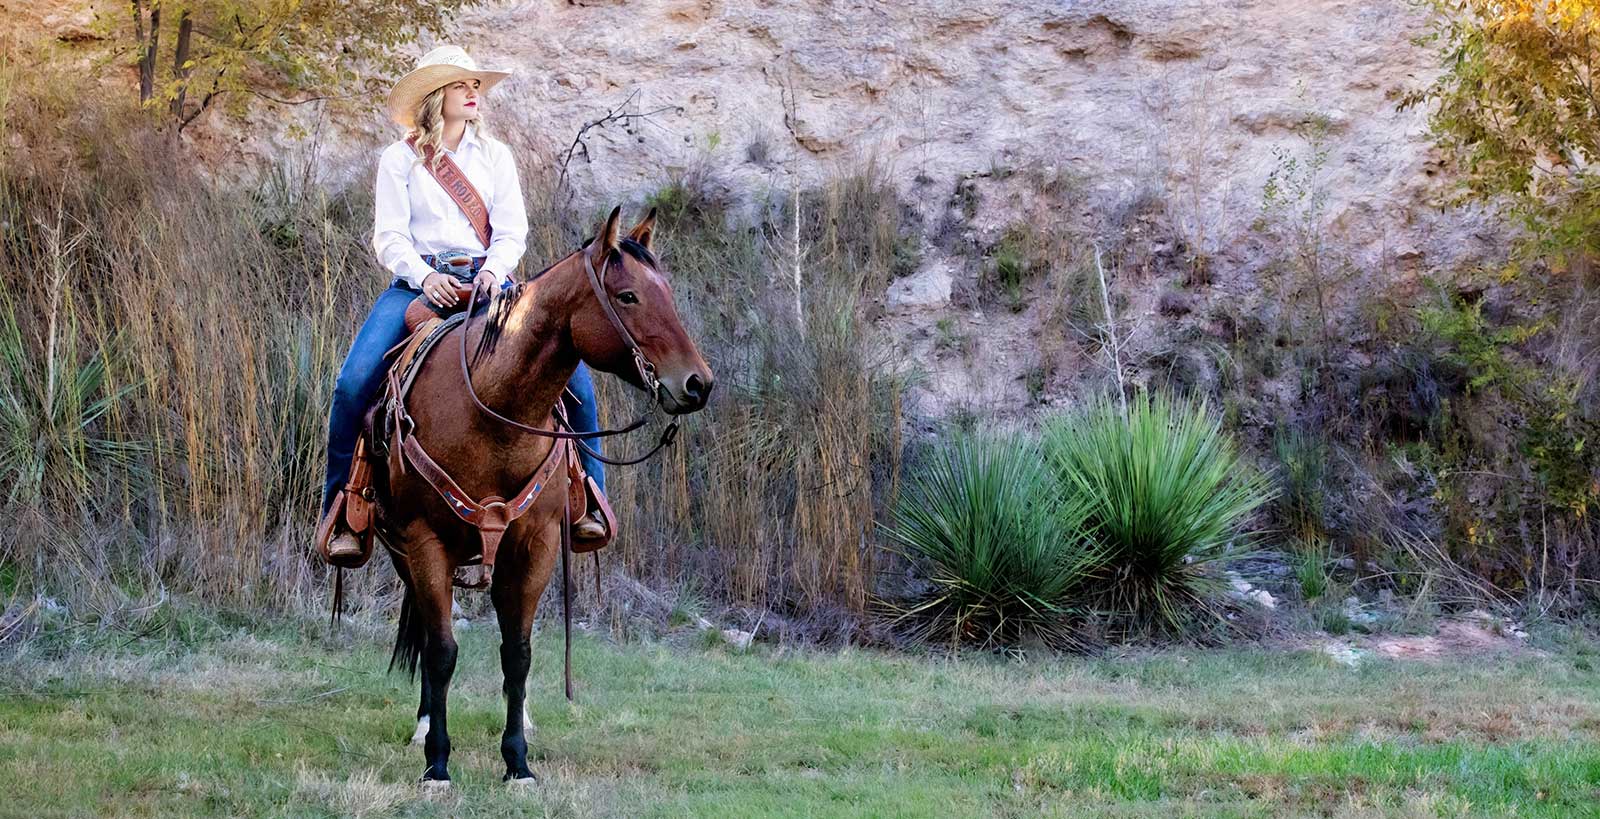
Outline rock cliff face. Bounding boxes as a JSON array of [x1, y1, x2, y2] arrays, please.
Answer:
[[433, 0, 1493, 419], [30, 0, 1498, 421]]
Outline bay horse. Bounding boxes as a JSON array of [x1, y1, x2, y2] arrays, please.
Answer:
[[372, 206, 713, 789]]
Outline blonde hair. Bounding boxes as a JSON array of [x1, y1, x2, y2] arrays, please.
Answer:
[[409, 83, 489, 169]]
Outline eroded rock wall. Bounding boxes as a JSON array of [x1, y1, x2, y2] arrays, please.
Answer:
[[29, 0, 1499, 421]]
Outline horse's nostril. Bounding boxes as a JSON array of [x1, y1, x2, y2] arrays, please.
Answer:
[[684, 373, 708, 404]]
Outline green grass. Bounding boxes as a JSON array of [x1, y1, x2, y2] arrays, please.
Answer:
[[3, 611, 1600, 817]]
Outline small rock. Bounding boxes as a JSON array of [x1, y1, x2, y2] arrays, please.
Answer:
[[1343, 596, 1378, 627], [886, 263, 953, 310], [1247, 589, 1277, 610], [721, 628, 755, 650], [1323, 642, 1365, 668], [1157, 289, 1193, 317], [46, 10, 102, 42], [1394, 242, 1424, 261]]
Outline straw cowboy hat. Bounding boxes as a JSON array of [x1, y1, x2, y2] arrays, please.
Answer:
[[385, 45, 512, 129]]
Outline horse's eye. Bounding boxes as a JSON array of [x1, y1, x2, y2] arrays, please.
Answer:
[[617, 291, 639, 305]]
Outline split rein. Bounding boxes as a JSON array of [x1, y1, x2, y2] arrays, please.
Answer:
[[454, 249, 681, 466]]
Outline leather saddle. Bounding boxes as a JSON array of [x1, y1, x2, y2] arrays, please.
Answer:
[[313, 310, 616, 584], [403, 283, 476, 334]]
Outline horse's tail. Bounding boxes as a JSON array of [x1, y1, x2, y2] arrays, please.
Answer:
[[389, 584, 425, 680]]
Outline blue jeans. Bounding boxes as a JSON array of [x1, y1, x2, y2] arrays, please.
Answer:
[[321, 281, 605, 513]]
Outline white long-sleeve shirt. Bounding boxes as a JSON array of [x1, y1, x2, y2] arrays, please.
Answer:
[[371, 127, 528, 289]]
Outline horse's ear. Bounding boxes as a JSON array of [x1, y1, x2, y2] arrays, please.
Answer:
[[627, 207, 657, 252], [596, 205, 623, 254]]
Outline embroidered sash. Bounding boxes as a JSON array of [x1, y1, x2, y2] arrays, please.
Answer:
[[406, 136, 493, 249]]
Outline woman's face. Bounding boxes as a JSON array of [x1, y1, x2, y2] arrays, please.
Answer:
[[441, 79, 482, 123]]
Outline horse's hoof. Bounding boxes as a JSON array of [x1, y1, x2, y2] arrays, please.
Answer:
[[505, 775, 537, 791], [409, 716, 430, 746], [419, 778, 451, 798]]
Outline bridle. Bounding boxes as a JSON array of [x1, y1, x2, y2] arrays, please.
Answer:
[[455, 244, 682, 465]]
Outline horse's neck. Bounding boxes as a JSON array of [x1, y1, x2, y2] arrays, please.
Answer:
[[469, 259, 583, 429]]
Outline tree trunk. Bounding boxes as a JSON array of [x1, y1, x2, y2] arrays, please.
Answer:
[[134, 0, 160, 105], [171, 9, 192, 119]]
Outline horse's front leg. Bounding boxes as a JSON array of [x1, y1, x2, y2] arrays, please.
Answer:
[[492, 522, 560, 784], [409, 538, 459, 787]]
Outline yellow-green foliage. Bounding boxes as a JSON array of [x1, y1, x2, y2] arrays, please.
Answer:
[[125, 0, 481, 127], [1415, 295, 1600, 590], [1407, 1, 1600, 259], [1400, 1, 1600, 602]]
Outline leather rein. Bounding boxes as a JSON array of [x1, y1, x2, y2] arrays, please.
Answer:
[[456, 247, 680, 465]]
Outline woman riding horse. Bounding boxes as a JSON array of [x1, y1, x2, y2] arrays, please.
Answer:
[[321, 45, 608, 558], [319, 44, 713, 791]]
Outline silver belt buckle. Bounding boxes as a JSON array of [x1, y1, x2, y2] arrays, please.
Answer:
[[437, 249, 475, 280]]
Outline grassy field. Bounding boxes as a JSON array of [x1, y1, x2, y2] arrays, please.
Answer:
[[2, 608, 1600, 818]]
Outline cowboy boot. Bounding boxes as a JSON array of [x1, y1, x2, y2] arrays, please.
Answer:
[[328, 531, 363, 559], [574, 513, 607, 541]]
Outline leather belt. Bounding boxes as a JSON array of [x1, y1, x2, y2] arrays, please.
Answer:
[[420, 254, 487, 272]]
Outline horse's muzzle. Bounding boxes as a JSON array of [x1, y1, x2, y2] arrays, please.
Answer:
[[659, 370, 713, 415]]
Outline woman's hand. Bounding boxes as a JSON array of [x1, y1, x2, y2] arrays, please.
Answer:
[[472, 271, 497, 295], [422, 272, 459, 308]]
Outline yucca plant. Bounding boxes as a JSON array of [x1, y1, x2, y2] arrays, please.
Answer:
[[1042, 393, 1274, 634], [0, 227, 141, 517], [882, 431, 1101, 649]]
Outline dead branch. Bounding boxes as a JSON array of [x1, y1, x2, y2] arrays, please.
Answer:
[[558, 89, 682, 192]]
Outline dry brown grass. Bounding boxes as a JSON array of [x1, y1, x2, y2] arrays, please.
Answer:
[[0, 65, 912, 623], [589, 161, 911, 616]]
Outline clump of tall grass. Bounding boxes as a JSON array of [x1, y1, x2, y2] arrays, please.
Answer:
[[591, 160, 910, 615], [1042, 393, 1275, 634], [1274, 426, 1330, 545], [882, 431, 1100, 649], [0, 229, 141, 517], [0, 65, 382, 612], [878, 391, 1271, 647]]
